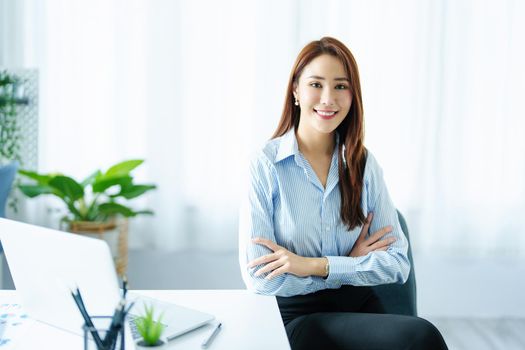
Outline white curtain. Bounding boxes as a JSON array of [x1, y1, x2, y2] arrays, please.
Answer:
[[1, 0, 524, 257]]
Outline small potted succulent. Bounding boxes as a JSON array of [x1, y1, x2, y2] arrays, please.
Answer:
[[17, 159, 156, 275], [135, 304, 165, 348]]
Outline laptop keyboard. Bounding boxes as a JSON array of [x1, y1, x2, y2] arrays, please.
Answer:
[[127, 315, 141, 339]]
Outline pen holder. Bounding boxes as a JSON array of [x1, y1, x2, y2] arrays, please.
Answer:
[[83, 316, 126, 350]]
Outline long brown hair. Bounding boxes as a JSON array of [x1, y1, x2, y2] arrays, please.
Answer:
[[272, 37, 367, 230]]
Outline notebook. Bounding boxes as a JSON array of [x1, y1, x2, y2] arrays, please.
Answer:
[[0, 218, 214, 342]]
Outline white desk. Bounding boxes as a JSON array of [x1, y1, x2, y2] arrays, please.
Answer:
[[0, 290, 291, 350]]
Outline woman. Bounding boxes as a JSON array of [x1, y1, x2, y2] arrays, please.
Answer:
[[239, 37, 447, 350]]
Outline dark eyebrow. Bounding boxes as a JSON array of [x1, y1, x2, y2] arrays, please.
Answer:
[[306, 75, 350, 82]]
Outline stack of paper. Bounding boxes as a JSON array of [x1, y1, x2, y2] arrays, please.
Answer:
[[0, 299, 34, 349]]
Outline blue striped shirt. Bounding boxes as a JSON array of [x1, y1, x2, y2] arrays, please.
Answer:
[[238, 129, 410, 297]]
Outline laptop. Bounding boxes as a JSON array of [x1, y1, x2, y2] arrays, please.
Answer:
[[0, 218, 215, 342]]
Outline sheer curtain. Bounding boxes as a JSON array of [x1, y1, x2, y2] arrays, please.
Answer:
[[1, 0, 524, 257]]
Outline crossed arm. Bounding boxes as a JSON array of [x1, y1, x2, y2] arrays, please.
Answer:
[[247, 213, 395, 280]]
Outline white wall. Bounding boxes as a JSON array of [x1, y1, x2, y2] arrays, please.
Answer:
[[1, 0, 524, 259]]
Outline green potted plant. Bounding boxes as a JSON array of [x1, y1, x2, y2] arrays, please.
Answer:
[[17, 159, 156, 275], [135, 304, 165, 348], [0, 71, 23, 166]]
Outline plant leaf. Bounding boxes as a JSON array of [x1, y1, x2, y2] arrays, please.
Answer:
[[133, 210, 154, 216], [98, 202, 136, 217], [81, 170, 101, 187], [135, 317, 147, 339], [92, 175, 132, 193], [112, 184, 156, 199], [105, 159, 143, 177], [18, 169, 53, 185], [18, 184, 55, 198], [49, 176, 84, 201], [150, 321, 163, 343]]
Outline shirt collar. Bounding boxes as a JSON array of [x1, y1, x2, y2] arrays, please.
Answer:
[[274, 129, 341, 164], [275, 129, 299, 163]]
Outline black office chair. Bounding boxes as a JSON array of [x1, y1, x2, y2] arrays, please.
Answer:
[[371, 210, 417, 316]]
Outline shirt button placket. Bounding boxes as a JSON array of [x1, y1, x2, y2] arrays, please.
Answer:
[[321, 196, 329, 256]]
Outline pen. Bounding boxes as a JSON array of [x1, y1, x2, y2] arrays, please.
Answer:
[[70, 289, 104, 349], [122, 276, 128, 298], [124, 301, 135, 315], [201, 322, 222, 349], [103, 299, 126, 348]]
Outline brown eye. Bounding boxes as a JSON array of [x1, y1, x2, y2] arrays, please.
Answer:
[[309, 82, 322, 88], [335, 84, 348, 90]]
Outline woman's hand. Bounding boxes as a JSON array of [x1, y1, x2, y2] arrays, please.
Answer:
[[349, 213, 396, 257], [247, 238, 323, 280]]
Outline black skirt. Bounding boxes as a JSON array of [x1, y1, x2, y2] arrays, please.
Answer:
[[276, 285, 448, 350]]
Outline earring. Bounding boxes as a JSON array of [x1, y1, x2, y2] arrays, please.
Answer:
[[294, 98, 299, 106]]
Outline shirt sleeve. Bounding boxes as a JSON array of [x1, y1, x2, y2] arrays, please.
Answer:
[[324, 152, 411, 286], [238, 153, 332, 297]]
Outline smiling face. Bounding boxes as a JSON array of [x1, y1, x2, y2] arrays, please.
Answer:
[[294, 54, 352, 137]]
